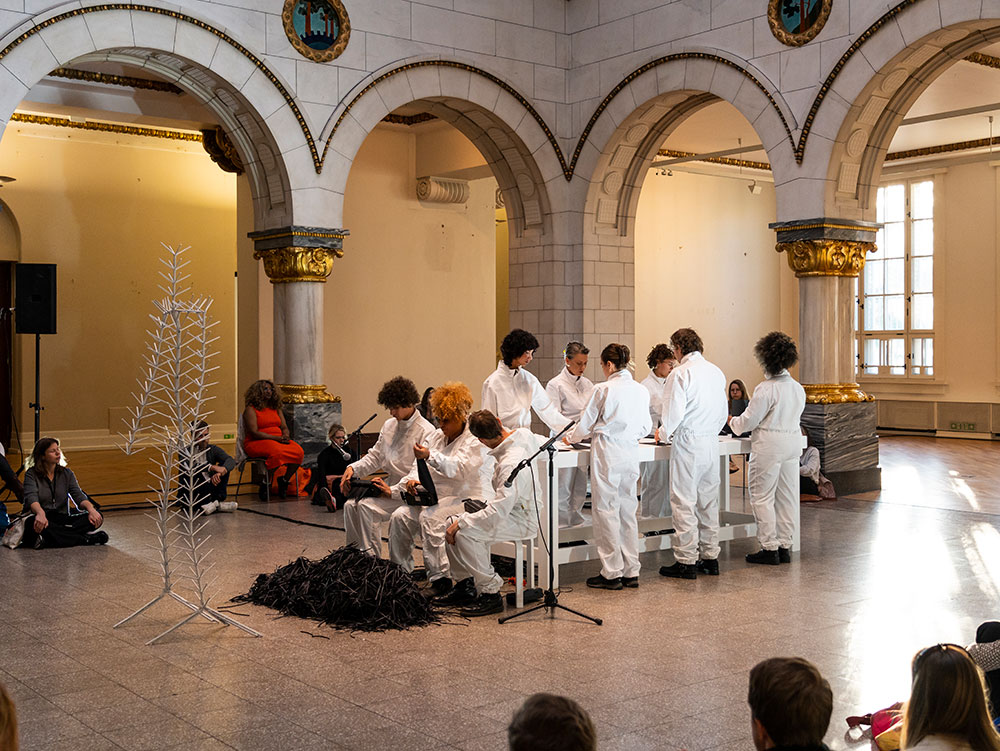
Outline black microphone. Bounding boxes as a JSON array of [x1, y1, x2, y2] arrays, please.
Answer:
[[349, 413, 377, 437], [503, 458, 529, 488]]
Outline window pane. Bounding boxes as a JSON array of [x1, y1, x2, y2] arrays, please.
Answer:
[[884, 184, 905, 222], [888, 337, 905, 374], [865, 261, 884, 295], [912, 256, 932, 293], [876, 186, 885, 223], [853, 277, 859, 332], [885, 259, 905, 294], [912, 293, 933, 330], [885, 295, 905, 330], [884, 223, 905, 258], [911, 337, 934, 375], [865, 297, 884, 331], [911, 180, 934, 220], [912, 219, 933, 256], [864, 338, 881, 371]]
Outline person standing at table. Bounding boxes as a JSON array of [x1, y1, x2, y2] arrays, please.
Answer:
[[729, 332, 805, 565], [567, 343, 651, 590], [545, 341, 595, 527], [658, 328, 727, 580], [639, 343, 676, 519]]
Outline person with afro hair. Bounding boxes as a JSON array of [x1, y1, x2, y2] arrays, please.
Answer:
[[729, 331, 806, 565], [383, 381, 486, 597], [340, 376, 434, 556]]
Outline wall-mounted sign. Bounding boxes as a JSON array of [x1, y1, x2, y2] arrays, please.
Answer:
[[768, 0, 832, 47], [282, 0, 351, 62]]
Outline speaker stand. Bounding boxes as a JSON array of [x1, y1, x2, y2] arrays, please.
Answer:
[[28, 333, 41, 444]]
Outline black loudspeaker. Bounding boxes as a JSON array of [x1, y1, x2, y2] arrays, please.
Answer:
[[15, 263, 57, 335]]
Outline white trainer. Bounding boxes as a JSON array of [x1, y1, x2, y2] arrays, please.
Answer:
[[201, 500, 220, 515], [218, 501, 238, 513]]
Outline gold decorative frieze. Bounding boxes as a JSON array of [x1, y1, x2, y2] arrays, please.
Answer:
[[804, 383, 874, 404], [253, 246, 342, 284], [656, 149, 771, 172], [777, 239, 875, 278], [277, 384, 340, 404], [50, 67, 183, 94], [10, 112, 201, 142]]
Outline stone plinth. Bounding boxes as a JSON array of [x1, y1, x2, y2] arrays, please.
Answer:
[[282, 402, 342, 467], [801, 402, 880, 494]]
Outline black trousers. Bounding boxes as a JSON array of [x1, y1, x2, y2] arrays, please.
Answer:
[[193, 472, 230, 507], [22, 511, 103, 548]]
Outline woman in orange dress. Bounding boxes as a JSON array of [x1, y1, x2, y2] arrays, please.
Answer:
[[243, 380, 304, 499]]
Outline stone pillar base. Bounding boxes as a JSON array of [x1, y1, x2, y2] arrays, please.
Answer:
[[282, 402, 342, 468], [801, 402, 881, 494]]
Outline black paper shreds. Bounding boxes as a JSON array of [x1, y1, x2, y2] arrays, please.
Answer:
[[232, 546, 441, 632]]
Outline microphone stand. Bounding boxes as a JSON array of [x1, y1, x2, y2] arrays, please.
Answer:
[[348, 413, 377, 460], [499, 421, 602, 626]]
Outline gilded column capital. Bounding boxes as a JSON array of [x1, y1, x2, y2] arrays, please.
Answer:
[[253, 245, 343, 284], [278, 383, 341, 404], [804, 383, 874, 404], [776, 239, 875, 278]]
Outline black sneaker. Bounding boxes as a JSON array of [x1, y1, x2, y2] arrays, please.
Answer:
[[778, 547, 791, 563], [746, 549, 780, 565], [659, 562, 697, 580], [411, 568, 428, 581], [87, 531, 109, 545], [434, 577, 476, 606], [460, 592, 504, 617], [586, 574, 623, 590], [621, 576, 639, 588], [427, 577, 453, 597], [695, 558, 719, 576]]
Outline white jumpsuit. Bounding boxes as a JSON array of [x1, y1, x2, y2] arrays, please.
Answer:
[[639, 371, 670, 518], [387, 423, 485, 581], [545, 366, 595, 527], [481, 361, 568, 433], [569, 370, 651, 580], [343, 410, 434, 556], [448, 428, 542, 595], [660, 352, 727, 565], [729, 370, 805, 551]]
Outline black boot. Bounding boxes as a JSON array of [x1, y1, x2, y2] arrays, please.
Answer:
[[586, 573, 622, 590], [778, 547, 791, 563], [434, 577, 476, 606], [427, 577, 453, 598], [746, 548, 780, 565], [695, 558, 719, 576], [460, 592, 504, 617], [659, 562, 697, 579]]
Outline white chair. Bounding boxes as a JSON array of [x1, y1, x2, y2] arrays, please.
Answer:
[[511, 536, 536, 608], [235, 414, 270, 502]]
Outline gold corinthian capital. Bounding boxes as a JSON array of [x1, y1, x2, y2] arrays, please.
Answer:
[[776, 239, 875, 278], [253, 246, 344, 284], [803, 383, 874, 404]]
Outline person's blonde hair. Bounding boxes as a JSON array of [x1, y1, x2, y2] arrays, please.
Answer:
[[902, 644, 1000, 751], [429, 382, 474, 423], [0, 682, 18, 751]]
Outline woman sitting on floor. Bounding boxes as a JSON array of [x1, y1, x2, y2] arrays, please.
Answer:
[[242, 379, 304, 499], [20, 437, 107, 548]]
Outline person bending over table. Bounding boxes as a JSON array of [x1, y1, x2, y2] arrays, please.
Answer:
[[657, 328, 727, 580], [566, 343, 651, 590], [242, 379, 304, 499], [340, 376, 434, 556], [729, 332, 805, 565], [439, 410, 542, 617], [639, 343, 676, 519], [482, 328, 567, 433], [545, 340, 595, 527]]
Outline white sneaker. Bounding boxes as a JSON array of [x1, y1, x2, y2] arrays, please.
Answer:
[[201, 501, 220, 515], [218, 501, 238, 513]]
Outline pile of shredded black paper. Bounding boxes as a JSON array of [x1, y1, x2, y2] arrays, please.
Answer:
[[231, 546, 441, 632]]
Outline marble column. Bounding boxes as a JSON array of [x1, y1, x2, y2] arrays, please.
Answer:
[[771, 218, 881, 493], [249, 226, 348, 464]]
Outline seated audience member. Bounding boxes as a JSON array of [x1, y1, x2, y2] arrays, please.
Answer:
[[417, 387, 438, 428], [20, 438, 107, 549], [902, 644, 1000, 751], [242, 379, 304, 499], [180, 420, 237, 515], [0, 442, 23, 501], [307, 423, 356, 511], [1, 681, 17, 751], [967, 622, 1000, 720], [723, 378, 751, 472], [748, 657, 833, 751], [799, 427, 835, 500], [507, 693, 596, 751]]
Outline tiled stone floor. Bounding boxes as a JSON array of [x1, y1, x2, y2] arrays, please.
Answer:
[[2, 436, 999, 750]]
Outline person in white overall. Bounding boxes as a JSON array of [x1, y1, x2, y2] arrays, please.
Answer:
[[545, 341, 595, 527], [339, 376, 434, 556], [658, 328, 728, 580], [729, 332, 806, 565], [639, 343, 677, 519], [385, 382, 484, 597], [567, 343, 651, 590]]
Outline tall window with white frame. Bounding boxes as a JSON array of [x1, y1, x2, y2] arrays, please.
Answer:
[[856, 178, 935, 377]]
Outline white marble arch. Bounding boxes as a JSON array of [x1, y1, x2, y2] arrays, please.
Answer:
[[0, 0, 303, 230]]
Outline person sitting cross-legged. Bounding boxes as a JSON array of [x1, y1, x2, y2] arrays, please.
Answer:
[[748, 657, 833, 751]]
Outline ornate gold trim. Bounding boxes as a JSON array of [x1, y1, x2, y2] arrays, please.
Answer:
[[382, 113, 437, 126], [964, 52, 1000, 71], [767, 0, 833, 47], [277, 384, 341, 404], [10, 112, 201, 141], [201, 126, 244, 174], [251, 228, 348, 243], [885, 136, 1000, 162], [281, 0, 351, 63], [656, 149, 771, 171], [253, 245, 343, 283], [804, 383, 874, 404], [775, 222, 878, 233], [777, 239, 875, 277], [50, 67, 183, 94]]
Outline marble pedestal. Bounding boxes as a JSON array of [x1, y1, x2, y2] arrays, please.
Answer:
[[282, 402, 342, 467], [801, 402, 881, 494]]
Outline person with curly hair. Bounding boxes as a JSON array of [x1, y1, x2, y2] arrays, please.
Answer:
[[658, 328, 728, 580], [639, 343, 677, 518], [382, 381, 485, 597], [545, 341, 595, 527], [729, 331, 805, 565], [481, 328, 569, 434], [567, 344, 651, 590], [341, 376, 434, 556], [242, 379, 304, 500]]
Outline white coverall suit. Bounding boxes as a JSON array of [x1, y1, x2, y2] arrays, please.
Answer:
[[569, 370, 651, 580], [448, 428, 542, 594], [639, 371, 670, 518], [729, 370, 805, 551], [343, 410, 434, 556], [545, 366, 595, 527], [387, 423, 485, 582], [660, 352, 727, 565]]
